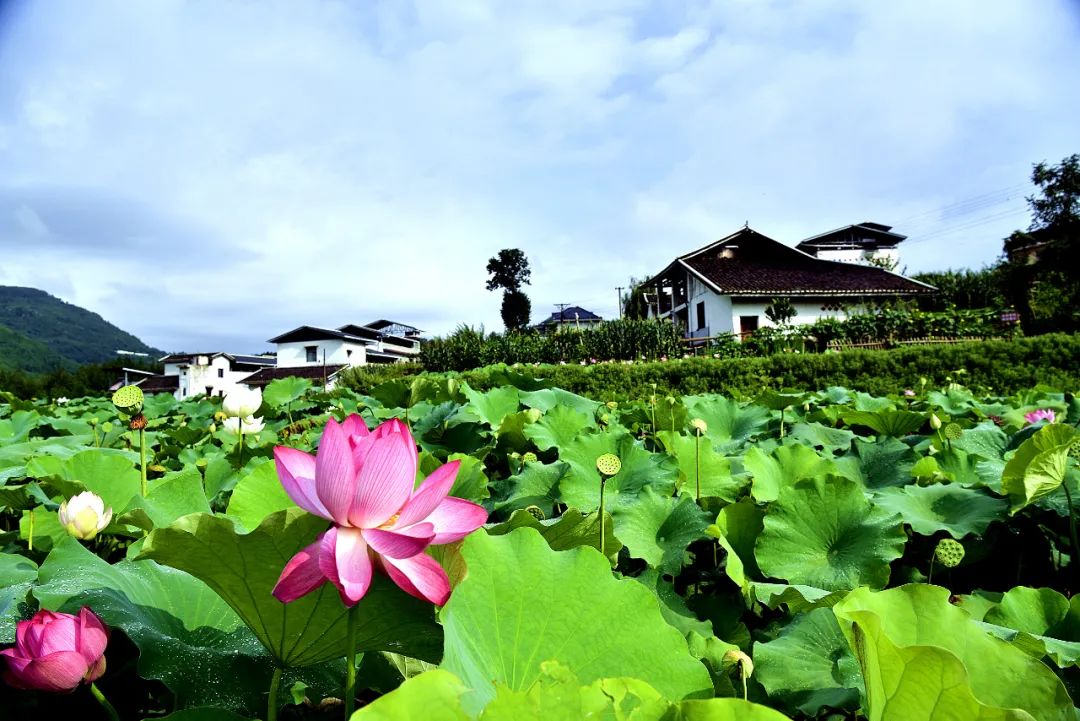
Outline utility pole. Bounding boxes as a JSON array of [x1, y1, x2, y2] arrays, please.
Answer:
[[554, 303, 570, 328], [616, 287, 624, 319]]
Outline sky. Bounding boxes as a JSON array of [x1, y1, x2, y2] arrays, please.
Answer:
[[0, 0, 1078, 353]]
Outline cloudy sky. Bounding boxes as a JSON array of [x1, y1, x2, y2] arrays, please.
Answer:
[[1, 0, 1077, 353]]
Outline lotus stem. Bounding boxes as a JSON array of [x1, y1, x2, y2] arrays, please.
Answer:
[[599, 478, 607, 558], [344, 602, 359, 719], [694, 429, 702, 501], [139, 427, 147, 497], [27, 508, 34, 552], [237, 427, 244, 471], [1063, 482, 1080, 591], [927, 553, 935, 585], [90, 682, 120, 721], [779, 408, 785, 439], [267, 665, 282, 721]]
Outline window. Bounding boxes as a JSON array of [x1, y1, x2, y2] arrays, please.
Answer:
[[305, 345, 318, 363], [696, 302, 706, 330], [739, 315, 759, 336], [217, 368, 224, 378], [346, 349, 353, 358]]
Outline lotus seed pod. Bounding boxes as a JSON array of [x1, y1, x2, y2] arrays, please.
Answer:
[[522, 452, 538, 464], [596, 453, 622, 477], [111, 385, 144, 413], [943, 423, 963, 441], [934, 538, 965, 568], [929, 413, 942, 430], [525, 505, 546, 521], [690, 418, 708, 434]]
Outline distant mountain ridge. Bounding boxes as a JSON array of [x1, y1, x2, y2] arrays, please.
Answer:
[[0, 286, 162, 372]]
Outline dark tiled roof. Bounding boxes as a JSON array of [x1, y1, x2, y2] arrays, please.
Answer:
[[159, 352, 275, 367], [797, 222, 907, 251], [675, 228, 933, 295], [241, 364, 347, 387], [267, 326, 369, 344], [133, 375, 179, 394], [540, 306, 603, 324]]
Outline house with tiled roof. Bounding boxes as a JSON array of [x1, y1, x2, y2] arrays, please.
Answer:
[[159, 352, 277, 399], [536, 306, 603, 333], [644, 226, 934, 338]]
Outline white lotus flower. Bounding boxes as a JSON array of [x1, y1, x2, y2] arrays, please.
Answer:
[[223, 415, 265, 436], [58, 492, 112, 541], [55, 397, 69, 405], [223, 387, 262, 417]]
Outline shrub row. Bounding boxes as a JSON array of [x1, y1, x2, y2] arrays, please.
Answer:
[[339, 334, 1080, 401]]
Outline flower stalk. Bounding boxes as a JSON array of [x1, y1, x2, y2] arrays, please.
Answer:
[[267, 665, 282, 721], [90, 682, 120, 721], [344, 603, 359, 719]]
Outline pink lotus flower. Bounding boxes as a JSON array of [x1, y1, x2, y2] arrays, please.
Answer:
[[903, 389, 915, 397], [272, 415, 487, 607], [1024, 409, 1057, 425], [2, 608, 108, 692]]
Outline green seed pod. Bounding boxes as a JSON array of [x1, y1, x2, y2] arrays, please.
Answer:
[[596, 453, 622, 477], [605, 401, 619, 410], [934, 538, 965, 568], [522, 451, 538, 464], [524, 505, 546, 521], [111, 385, 144, 413], [943, 423, 963, 441]]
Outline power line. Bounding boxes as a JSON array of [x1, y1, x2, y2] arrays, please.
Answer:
[[894, 182, 1029, 227], [904, 207, 1029, 245]]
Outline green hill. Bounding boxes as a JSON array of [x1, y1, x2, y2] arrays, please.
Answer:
[[0, 286, 162, 371]]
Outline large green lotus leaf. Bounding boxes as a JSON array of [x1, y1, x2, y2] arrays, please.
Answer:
[[0, 410, 39, 442], [32, 537, 335, 714], [614, 487, 710, 574], [786, 421, 855, 453], [749, 583, 843, 613], [263, 376, 313, 408], [439, 528, 712, 712], [756, 476, 905, 591], [19, 505, 68, 552], [29, 449, 141, 514], [523, 405, 595, 452], [493, 410, 535, 453], [753, 607, 862, 716], [633, 568, 713, 638], [486, 507, 621, 558], [0, 553, 37, 642], [462, 384, 521, 429], [743, 444, 834, 503], [872, 484, 1006, 538], [414, 403, 490, 458], [934, 448, 984, 487], [755, 390, 809, 411], [982, 587, 1080, 667], [928, 388, 977, 416], [844, 437, 917, 490], [656, 431, 744, 501], [354, 664, 793, 721], [157, 710, 256, 721], [683, 396, 770, 446], [953, 422, 1008, 460], [226, 458, 294, 531], [842, 409, 926, 437], [1001, 424, 1077, 512], [706, 500, 764, 589], [138, 510, 442, 667], [518, 387, 600, 415], [557, 431, 678, 511], [833, 584, 1074, 721], [495, 461, 570, 516], [122, 467, 212, 530]]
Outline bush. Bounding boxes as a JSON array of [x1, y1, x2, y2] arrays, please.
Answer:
[[340, 334, 1080, 401]]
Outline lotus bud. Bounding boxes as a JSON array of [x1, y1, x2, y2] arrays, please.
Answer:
[[690, 418, 708, 435], [58, 492, 112, 541], [222, 387, 262, 418], [929, 414, 942, 430], [1, 608, 109, 692], [111, 385, 144, 414], [934, 538, 965, 568], [606, 401, 618, 410], [222, 415, 265, 436], [596, 453, 622, 478]]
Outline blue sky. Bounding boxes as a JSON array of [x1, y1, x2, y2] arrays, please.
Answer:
[[0, 0, 1077, 352]]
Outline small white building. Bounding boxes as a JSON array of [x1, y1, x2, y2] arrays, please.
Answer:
[[644, 226, 934, 339], [795, 221, 906, 267], [158, 352, 277, 400]]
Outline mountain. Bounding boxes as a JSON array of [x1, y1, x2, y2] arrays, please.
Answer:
[[0, 286, 162, 372]]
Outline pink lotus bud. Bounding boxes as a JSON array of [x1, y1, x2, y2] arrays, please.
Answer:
[[1, 608, 109, 692]]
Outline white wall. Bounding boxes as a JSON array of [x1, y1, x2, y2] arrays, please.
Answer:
[[276, 340, 368, 368], [686, 276, 734, 335], [814, 248, 899, 266], [729, 299, 847, 335], [167, 355, 267, 400]]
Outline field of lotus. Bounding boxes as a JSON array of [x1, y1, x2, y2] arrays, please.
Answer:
[[0, 371, 1078, 720]]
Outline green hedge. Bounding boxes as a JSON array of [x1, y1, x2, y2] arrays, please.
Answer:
[[340, 334, 1080, 400]]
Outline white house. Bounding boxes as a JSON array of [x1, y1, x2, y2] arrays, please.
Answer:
[[124, 353, 277, 400], [795, 221, 906, 267], [644, 226, 934, 339]]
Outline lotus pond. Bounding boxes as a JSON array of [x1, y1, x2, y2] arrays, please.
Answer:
[[0, 372, 1078, 720]]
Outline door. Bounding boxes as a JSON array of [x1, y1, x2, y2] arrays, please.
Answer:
[[739, 315, 759, 336]]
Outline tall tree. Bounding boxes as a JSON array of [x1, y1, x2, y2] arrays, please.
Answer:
[[1002, 154, 1080, 332], [622, 278, 651, 320], [486, 249, 532, 331]]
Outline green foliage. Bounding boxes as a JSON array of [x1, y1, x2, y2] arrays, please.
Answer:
[[346, 334, 1080, 402], [764, 297, 797, 325], [500, 289, 531, 332], [0, 285, 161, 368], [911, 266, 1007, 312]]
